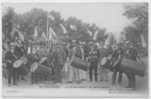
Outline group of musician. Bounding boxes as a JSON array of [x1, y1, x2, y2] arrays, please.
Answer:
[[4, 36, 139, 90], [63, 40, 139, 90]]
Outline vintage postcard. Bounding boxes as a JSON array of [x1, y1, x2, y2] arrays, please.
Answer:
[[2, 1, 149, 98]]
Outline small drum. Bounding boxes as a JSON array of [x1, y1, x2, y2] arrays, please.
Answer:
[[13, 57, 27, 68]]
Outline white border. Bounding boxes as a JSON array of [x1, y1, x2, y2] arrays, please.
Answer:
[[0, 0, 150, 99]]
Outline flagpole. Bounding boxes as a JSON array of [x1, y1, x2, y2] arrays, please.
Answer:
[[47, 12, 49, 38]]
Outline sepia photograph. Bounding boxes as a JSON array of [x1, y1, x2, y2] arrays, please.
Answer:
[[2, 2, 149, 98]]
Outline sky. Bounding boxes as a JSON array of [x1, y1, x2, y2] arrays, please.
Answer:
[[2, 3, 132, 40]]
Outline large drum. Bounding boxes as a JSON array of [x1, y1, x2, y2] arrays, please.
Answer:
[[121, 58, 145, 77], [71, 56, 90, 71], [31, 62, 52, 74], [102, 57, 146, 77], [101, 57, 112, 69]]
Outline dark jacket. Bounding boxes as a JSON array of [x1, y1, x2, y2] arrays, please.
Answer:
[[111, 48, 123, 68], [14, 46, 25, 59], [88, 49, 99, 63], [5, 51, 16, 69], [128, 47, 138, 61]]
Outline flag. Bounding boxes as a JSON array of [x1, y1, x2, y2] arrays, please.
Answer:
[[87, 29, 92, 36], [17, 31, 24, 41], [70, 25, 77, 31], [48, 26, 57, 40], [93, 31, 98, 40], [48, 14, 55, 20], [140, 34, 147, 48], [60, 24, 67, 34], [34, 26, 38, 37], [41, 32, 47, 40], [27, 46, 31, 54]]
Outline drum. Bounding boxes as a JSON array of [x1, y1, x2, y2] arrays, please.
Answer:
[[101, 57, 112, 70], [31, 62, 52, 74], [101, 57, 146, 77], [13, 57, 27, 68], [71, 56, 90, 71], [121, 58, 145, 77]]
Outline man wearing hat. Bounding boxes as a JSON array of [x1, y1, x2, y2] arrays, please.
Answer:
[[111, 44, 124, 86], [126, 43, 138, 89], [71, 41, 81, 83], [98, 42, 110, 82], [5, 43, 17, 85], [88, 44, 99, 82], [13, 39, 26, 81]]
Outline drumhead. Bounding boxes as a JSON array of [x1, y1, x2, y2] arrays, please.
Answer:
[[13, 59, 23, 68], [101, 57, 107, 65], [31, 62, 38, 72]]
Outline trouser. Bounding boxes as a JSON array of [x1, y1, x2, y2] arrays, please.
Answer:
[[89, 62, 98, 82], [31, 72, 34, 84], [100, 67, 108, 81], [126, 73, 136, 88], [31, 72, 45, 84], [18, 65, 27, 80], [7, 67, 18, 85], [53, 64, 62, 82], [31, 72, 38, 84], [7, 68, 13, 85], [112, 68, 123, 85], [73, 67, 80, 82]]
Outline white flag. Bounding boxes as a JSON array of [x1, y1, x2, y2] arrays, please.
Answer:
[[60, 24, 67, 34], [17, 30, 24, 41], [93, 31, 98, 40], [48, 27, 57, 40], [41, 32, 47, 40], [140, 34, 147, 48], [27, 46, 31, 54], [48, 14, 55, 20], [34, 26, 38, 37], [87, 29, 92, 36], [70, 25, 77, 31]]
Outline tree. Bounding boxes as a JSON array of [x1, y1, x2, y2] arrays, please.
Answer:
[[2, 7, 17, 41], [65, 17, 91, 41], [95, 28, 107, 42], [123, 3, 148, 47], [22, 8, 48, 36], [124, 26, 140, 44], [48, 10, 64, 36]]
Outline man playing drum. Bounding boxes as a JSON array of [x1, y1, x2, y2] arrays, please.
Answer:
[[88, 44, 99, 82], [5, 43, 17, 85], [111, 44, 124, 86]]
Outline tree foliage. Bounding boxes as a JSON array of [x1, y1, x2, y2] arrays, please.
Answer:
[[123, 3, 148, 45], [2, 7, 107, 43]]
